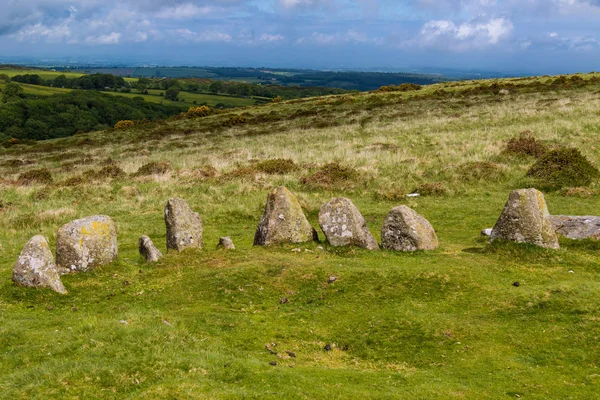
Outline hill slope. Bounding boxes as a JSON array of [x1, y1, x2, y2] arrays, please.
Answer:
[[1, 74, 600, 398]]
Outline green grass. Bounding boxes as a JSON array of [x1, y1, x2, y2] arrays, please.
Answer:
[[0, 68, 85, 80], [2, 72, 600, 398]]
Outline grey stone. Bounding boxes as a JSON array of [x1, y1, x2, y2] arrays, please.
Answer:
[[481, 228, 493, 237], [254, 186, 317, 246], [139, 235, 163, 262], [56, 215, 118, 273], [218, 236, 235, 249], [318, 198, 379, 250], [550, 216, 600, 240], [165, 198, 203, 252], [491, 189, 559, 249], [381, 206, 438, 251], [13, 235, 66, 294]]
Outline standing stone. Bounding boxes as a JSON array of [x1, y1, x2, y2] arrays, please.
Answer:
[[165, 198, 203, 252], [56, 215, 118, 273], [491, 188, 559, 249], [550, 216, 600, 240], [254, 186, 318, 246], [139, 235, 163, 262], [381, 206, 438, 251], [318, 198, 379, 250], [218, 237, 236, 249], [13, 235, 67, 294]]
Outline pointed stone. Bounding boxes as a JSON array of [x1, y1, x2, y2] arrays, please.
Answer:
[[56, 215, 118, 273], [13, 235, 67, 294], [165, 198, 203, 252], [318, 197, 379, 250], [139, 235, 163, 262], [491, 188, 559, 249], [254, 186, 318, 246], [218, 237, 235, 249], [381, 206, 438, 251]]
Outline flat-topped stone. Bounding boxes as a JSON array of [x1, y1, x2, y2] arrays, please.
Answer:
[[382, 206, 438, 251], [550, 215, 600, 240], [490, 188, 559, 249], [56, 215, 118, 273]]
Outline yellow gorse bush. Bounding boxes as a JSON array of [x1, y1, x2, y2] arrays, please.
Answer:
[[114, 120, 135, 130], [186, 106, 211, 118]]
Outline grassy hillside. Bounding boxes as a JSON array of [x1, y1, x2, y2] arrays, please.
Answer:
[[1, 73, 600, 398]]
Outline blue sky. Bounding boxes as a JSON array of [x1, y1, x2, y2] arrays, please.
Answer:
[[1, 0, 600, 73]]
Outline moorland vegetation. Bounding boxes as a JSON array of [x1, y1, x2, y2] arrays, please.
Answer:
[[1, 72, 600, 398]]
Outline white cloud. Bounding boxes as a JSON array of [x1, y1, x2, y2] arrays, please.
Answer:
[[154, 3, 212, 19], [413, 17, 513, 50], [84, 32, 121, 44]]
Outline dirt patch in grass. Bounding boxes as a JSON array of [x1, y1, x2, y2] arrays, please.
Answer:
[[134, 161, 172, 176], [17, 168, 53, 185], [301, 162, 359, 189], [504, 131, 548, 158], [527, 147, 599, 190]]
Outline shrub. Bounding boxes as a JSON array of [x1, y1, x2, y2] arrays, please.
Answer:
[[114, 120, 135, 130], [561, 187, 596, 198], [527, 147, 599, 189], [98, 165, 126, 179], [504, 131, 548, 158], [256, 159, 298, 174], [415, 182, 448, 196], [134, 161, 172, 176], [301, 162, 358, 188], [222, 115, 247, 127], [17, 168, 53, 185], [377, 84, 422, 92], [186, 106, 211, 118], [272, 96, 283, 103]]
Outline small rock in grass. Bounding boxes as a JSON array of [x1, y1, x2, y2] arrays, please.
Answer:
[[217, 236, 235, 249], [513, 282, 520, 287], [324, 343, 332, 351], [287, 351, 296, 358], [12, 235, 67, 294], [139, 235, 163, 262], [481, 228, 493, 237], [328, 276, 337, 284], [269, 361, 277, 366], [280, 297, 289, 304]]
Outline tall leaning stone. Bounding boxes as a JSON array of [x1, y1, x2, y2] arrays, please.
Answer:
[[57, 215, 118, 273], [491, 188, 559, 249], [318, 198, 379, 250], [254, 186, 317, 246], [165, 198, 203, 252], [13, 235, 67, 294], [382, 206, 438, 251]]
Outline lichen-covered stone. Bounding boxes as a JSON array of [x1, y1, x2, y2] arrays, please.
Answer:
[[13, 235, 67, 294], [56, 215, 118, 273], [381, 206, 438, 251], [254, 186, 317, 246], [318, 197, 379, 250], [550, 215, 600, 240], [218, 236, 236, 249], [491, 188, 559, 249], [165, 198, 203, 252], [139, 235, 163, 262]]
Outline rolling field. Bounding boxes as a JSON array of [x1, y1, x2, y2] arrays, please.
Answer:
[[1, 74, 600, 398]]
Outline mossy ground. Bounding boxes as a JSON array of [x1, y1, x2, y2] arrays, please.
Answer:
[[2, 73, 600, 399]]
